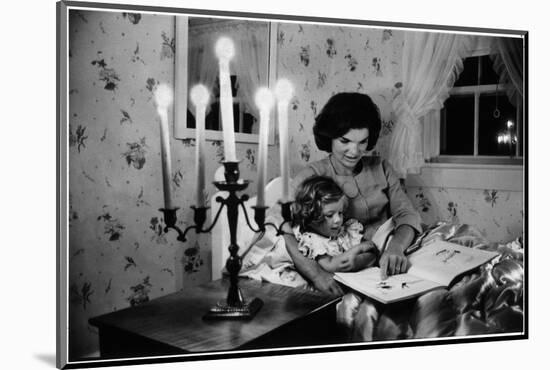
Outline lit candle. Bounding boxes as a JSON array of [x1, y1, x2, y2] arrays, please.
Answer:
[[190, 84, 210, 208], [255, 87, 275, 208], [215, 37, 237, 162], [154, 83, 174, 209], [274, 79, 294, 202]]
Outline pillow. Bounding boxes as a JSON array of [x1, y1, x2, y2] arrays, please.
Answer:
[[210, 170, 285, 280]]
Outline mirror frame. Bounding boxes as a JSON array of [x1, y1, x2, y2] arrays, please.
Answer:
[[174, 16, 278, 145]]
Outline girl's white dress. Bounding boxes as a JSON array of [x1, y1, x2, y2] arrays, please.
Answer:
[[294, 219, 364, 260]]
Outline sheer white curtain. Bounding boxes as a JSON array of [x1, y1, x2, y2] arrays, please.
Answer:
[[491, 37, 524, 106], [233, 25, 269, 120], [389, 31, 472, 177], [188, 30, 219, 116]]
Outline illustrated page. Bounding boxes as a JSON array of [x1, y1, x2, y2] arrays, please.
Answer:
[[335, 267, 443, 304], [408, 240, 499, 286]]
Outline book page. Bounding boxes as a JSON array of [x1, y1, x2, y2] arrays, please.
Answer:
[[408, 240, 499, 286], [334, 267, 443, 304]]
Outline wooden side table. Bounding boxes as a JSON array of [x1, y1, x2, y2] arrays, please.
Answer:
[[89, 278, 343, 358]]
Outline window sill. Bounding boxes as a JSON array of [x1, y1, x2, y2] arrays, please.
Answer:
[[427, 155, 523, 167], [176, 128, 275, 145], [406, 159, 524, 192]]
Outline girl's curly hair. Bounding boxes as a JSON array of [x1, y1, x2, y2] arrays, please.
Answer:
[[292, 176, 347, 230]]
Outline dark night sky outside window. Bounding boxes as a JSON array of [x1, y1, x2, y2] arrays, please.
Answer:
[[439, 54, 522, 158]]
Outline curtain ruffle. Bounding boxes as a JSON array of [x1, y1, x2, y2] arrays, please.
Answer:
[[389, 32, 472, 178], [491, 37, 524, 106]]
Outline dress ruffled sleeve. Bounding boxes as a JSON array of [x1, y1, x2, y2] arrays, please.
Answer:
[[293, 228, 333, 260]]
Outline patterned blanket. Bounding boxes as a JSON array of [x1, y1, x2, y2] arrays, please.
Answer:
[[336, 222, 524, 340]]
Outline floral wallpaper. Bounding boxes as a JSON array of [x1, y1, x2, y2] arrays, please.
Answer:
[[408, 186, 523, 243], [68, 10, 279, 359], [276, 23, 403, 171], [276, 23, 523, 242]]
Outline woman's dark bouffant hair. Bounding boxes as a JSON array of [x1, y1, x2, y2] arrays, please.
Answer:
[[292, 176, 346, 230], [313, 92, 382, 152]]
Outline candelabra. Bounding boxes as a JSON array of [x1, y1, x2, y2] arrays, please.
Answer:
[[160, 161, 293, 320]]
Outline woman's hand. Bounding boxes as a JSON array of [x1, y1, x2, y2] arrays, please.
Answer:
[[379, 244, 408, 280], [379, 224, 415, 280]]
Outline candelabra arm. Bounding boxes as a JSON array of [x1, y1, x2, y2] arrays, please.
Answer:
[[159, 208, 194, 242], [174, 225, 197, 242], [239, 202, 264, 233], [160, 204, 226, 242], [274, 220, 292, 236], [194, 199, 227, 234], [274, 201, 294, 236], [239, 200, 294, 236]]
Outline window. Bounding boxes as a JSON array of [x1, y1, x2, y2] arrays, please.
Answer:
[[173, 16, 278, 144], [437, 52, 523, 164], [186, 75, 258, 134]]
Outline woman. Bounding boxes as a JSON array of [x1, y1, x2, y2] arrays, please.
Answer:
[[285, 92, 422, 295]]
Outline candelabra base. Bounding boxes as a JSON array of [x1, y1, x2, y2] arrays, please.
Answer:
[[203, 298, 263, 320]]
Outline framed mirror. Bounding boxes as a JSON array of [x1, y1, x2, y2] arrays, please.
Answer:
[[174, 16, 277, 144]]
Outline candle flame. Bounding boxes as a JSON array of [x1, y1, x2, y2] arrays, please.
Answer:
[[190, 84, 210, 107], [274, 79, 294, 102], [507, 120, 514, 129], [215, 37, 235, 61], [154, 83, 173, 110], [255, 87, 274, 110]]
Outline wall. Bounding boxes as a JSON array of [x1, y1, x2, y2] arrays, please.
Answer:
[[68, 10, 279, 359], [276, 23, 524, 243], [406, 164, 524, 243], [276, 23, 402, 169]]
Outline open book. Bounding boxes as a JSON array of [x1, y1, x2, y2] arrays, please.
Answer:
[[334, 240, 499, 304]]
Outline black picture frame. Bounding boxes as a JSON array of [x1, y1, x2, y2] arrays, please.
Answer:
[[57, 1, 528, 369]]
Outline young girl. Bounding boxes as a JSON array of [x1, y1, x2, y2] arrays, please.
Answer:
[[292, 176, 378, 273]]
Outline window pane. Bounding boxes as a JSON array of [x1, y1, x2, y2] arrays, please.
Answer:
[[479, 55, 500, 85], [205, 102, 220, 131], [454, 57, 479, 87], [187, 110, 196, 129], [478, 92, 518, 156], [440, 95, 475, 155], [242, 112, 258, 134], [233, 103, 240, 132]]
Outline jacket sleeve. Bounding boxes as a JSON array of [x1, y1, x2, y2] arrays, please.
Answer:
[[382, 159, 422, 234]]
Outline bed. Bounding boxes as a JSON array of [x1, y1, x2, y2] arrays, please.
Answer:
[[210, 173, 524, 341]]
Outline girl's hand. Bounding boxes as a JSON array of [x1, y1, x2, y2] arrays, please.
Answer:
[[336, 254, 355, 272], [312, 268, 344, 296], [336, 247, 363, 271], [356, 240, 378, 253], [338, 248, 375, 272], [379, 244, 409, 280]]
